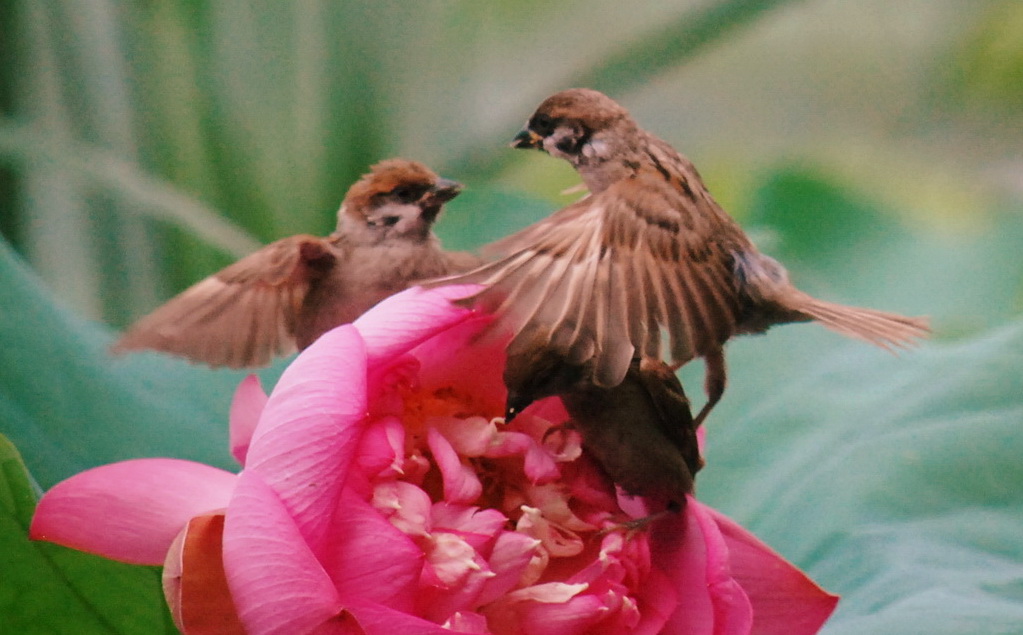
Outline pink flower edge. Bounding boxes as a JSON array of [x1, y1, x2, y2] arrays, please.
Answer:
[[31, 458, 235, 565]]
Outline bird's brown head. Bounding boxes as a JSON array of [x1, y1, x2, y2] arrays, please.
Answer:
[[338, 159, 462, 243], [511, 88, 638, 168]]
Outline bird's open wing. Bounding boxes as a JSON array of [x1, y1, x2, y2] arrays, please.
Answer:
[[112, 235, 338, 368], [428, 172, 745, 386]]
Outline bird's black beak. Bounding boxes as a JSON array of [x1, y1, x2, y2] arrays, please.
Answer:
[[429, 178, 463, 204], [503, 408, 518, 424], [419, 179, 462, 222], [503, 391, 534, 423], [510, 128, 543, 149], [419, 176, 460, 211]]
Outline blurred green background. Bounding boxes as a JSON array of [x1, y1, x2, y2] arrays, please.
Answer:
[[2, 1, 1023, 633], [3, 0, 1021, 332]]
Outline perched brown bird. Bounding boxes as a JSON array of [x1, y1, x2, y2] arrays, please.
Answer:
[[433, 88, 929, 425], [505, 343, 702, 513], [113, 159, 482, 368]]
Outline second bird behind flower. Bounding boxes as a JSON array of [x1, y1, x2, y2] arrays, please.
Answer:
[[504, 340, 702, 514], [432, 88, 930, 425], [113, 159, 482, 368]]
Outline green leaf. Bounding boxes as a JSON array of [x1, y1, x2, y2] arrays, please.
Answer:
[[0, 235, 268, 490], [0, 434, 175, 634], [435, 185, 556, 251], [697, 311, 1023, 633], [745, 167, 1023, 335]]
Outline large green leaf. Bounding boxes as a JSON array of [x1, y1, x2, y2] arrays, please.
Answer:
[[0, 237, 250, 489], [745, 167, 1023, 336], [0, 434, 175, 634], [698, 320, 1023, 634], [683, 168, 1023, 631]]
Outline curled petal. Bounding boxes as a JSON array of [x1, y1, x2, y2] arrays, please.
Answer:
[[371, 481, 432, 537], [230, 374, 268, 466], [516, 435, 561, 485], [223, 470, 344, 635], [484, 583, 602, 635], [653, 499, 753, 635], [323, 490, 423, 613], [524, 485, 596, 534], [475, 531, 542, 606], [163, 513, 245, 635], [245, 326, 369, 555], [417, 533, 492, 624], [355, 416, 406, 481], [430, 503, 507, 551], [31, 459, 235, 565], [427, 428, 482, 505], [516, 506, 585, 559], [355, 285, 482, 367], [422, 532, 485, 589], [431, 416, 493, 457]]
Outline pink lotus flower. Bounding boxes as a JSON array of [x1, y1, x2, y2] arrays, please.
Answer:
[[31, 286, 838, 634]]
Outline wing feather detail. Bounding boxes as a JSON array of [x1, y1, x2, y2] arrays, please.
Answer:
[[426, 174, 744, 387], [112, 235, 338, 368]]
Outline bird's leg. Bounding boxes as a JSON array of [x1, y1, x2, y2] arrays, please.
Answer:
[[693, 348, 726, 427], [597, 499, 683, 537]]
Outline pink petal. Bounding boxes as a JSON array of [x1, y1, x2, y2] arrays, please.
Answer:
[[321, 489, 423, 613], [443, 611, 490, 633], [222, 470, 345, 635], [410, 314, 507, 416], [475, 531, 542, 606], [708, 507, 839, 635], [651, 501, 740, 635], [476, 426, 560, 485], [521, 441, 562, 484], [354, 416, 406, 481], [427, 427, 482, 505], [485, 584, 606, 635], [522, 396, 570, 427], [431, 416, 494, 457], [354, 285, 482, 367], [371, 481, 433, 537], [416, 533, 495, 624], [230, 374, 268, 466], [344, 599, 470, 635], [163, 513, 246, 635], [616, 488, 653, 520], [244, 326, 369, 555], [31, 459, 235, 565], [420, 532, 484, 589], [430, 503, 507, 550], [630, 567, 679, 635]]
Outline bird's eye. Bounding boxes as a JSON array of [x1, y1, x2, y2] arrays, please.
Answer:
[[391, 185, 420, 204], [530, 113, 555, 137], [380, 216, 401, 227]]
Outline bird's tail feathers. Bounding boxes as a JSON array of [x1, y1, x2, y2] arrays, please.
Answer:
[[795, 294, 930, 350]]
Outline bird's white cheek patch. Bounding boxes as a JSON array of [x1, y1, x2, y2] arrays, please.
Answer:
[[582, 139, 609, 160]]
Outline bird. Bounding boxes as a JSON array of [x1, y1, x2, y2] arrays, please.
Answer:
[[113, 159, 482, 368], [504, 341, 702, 514], [429, 88, 929, 425]]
